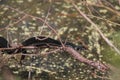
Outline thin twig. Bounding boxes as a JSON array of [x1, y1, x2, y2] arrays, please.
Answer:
[[87, 2, 120, 16], [39, 2, 51, 35], [70, 0, 120, 55], [0, 15, 27, 31], [5, 5, 65, 48]]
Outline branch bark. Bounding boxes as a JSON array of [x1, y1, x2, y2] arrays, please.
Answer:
[[65, 47, 108, 72]]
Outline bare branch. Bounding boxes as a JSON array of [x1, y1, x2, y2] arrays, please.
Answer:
[[0, 15, 27, 31], [69, 0, 120, 55], [5, 5, 65, 48], [65, 47, 108, 72]]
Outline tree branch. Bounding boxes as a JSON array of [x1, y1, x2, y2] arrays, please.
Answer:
[[69, 0, 120, 55], [65, 47, 108, 72]]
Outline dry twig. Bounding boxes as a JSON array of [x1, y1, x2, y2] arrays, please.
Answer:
[[69, 0, 120, 55]]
